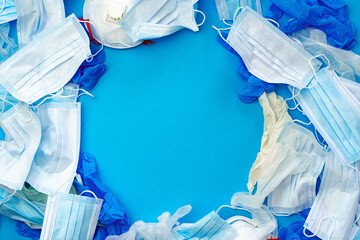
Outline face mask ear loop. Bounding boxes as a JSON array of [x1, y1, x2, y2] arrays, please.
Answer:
[[273, 212, 292, 217], [233, 7, 244, 21], [292, 119, 311, 126], [306, 54, 331, 89], [31, 88, 64, 108], [194, 9, 206, 27], [80, 190, 99, 200], [0, 92, 15, 115], [212, 26, 228, 43], [216, 205, 252, 215], [77, 89, 95, 99], [303, 217, 335, 238], [0, 189, 16, 207], [0, 0, 5, 14], [223, 19, 232, 26], [266, 19, 280, 28]]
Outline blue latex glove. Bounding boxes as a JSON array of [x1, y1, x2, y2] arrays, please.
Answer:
[[278, 209, 321, 240], [216, 33, 275, 104], [15, 221, 41, 240], [71, 48, 106, 90], [267, 0, 356, 49], [74, 152, 130, 240]]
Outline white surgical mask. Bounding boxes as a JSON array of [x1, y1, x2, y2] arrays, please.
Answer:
[[215, 0, 262, 20], [0, 102, 41, 190], [225, 7, 322, 89], [26, 102, 81, 195], [15, 0, 65, 48], [0, 14, 91, 104], [304, 152, 360, 240]]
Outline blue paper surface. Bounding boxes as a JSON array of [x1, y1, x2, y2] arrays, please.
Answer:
[[1, 0, 360, 239]]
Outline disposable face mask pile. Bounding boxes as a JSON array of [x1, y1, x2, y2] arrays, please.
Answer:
[[0, 0, 360, 239]]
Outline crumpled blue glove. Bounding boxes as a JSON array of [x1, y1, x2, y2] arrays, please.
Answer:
[[71, 47, 106, 90], [74, 152, 130, 240], [15, 221, 41, 240], [267, 0, 356, 49], [216, 33, 275, 104]]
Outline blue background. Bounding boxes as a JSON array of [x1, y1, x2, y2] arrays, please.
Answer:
[[1, 0, 360, 238]]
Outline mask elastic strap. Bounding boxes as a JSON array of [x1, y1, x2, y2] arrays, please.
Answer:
[[31, 88, 65, 108], [77, 88, 95, 99], [216, 204, 252, 214], [305, 54, 331, 89], [314, 128, 326, 147], [223, 20, 232, 26], [266, 19, 280, 28], [233, 7, 244, 21], [194, 10, 206, 27], [303, 216, 335, 238], [273, 212, 292, 217], [80, 190, 99, 200], [212, 26, 228, 43], [292, 119, 311, 126], [0, 0, 5, 13], [0, 189, 16, 207], [0, 93, 15, 115], [227, 215, 257, 226]]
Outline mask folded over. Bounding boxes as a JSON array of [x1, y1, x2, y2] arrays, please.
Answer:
[[267, 149, 325, 215], [248, 92, 292, 192], [0, 102, 41, 190], [294, 68, 360, 165], [27, 102, 81, 195], [14, 0, 65, 48], [226, 7, 322, 89], [130, 0, 204, 42], [293, 28, 360, 82], [304, 152, 360, 240], [0, 184, 45, 227], [40, 191, 103, 240], [0, 14, 91, 104], [215, 0, 262, 20], [0, 0, 17, 25], [107, 205, 192, 240], [232, 122, 324, 209]]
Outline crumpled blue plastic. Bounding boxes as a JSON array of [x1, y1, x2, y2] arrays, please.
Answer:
[[71, 47, 106, 90], [216, 33, 275, 104], [267, 0, 356, 49], [279, 209, 321, 240], [74, 152, 131, 240], [15, 221, 41, 240]]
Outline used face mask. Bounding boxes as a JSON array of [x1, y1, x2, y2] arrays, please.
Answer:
[[27, 102, 81, 195], [267, 150, 325, 215], [248, 92, 292, 192], [232, 122, 324, 209], [0, 184, 45, 227], [294, 68, 360, 165], [215, 0, 262, 20], [226, 7, 322, 89], [0, 0, 17, 25], [0, 14, 91, 104], [304, 152, 360, 240], [130, 0, 205, 42], [14, 0, 65, 48], [40, 191, 103, 240], [293, 28, 360, 82], [0, 22, 17, 62], [172, 211, 236, 239], [0, 102, 41, 190], [83, 0, 143, 49]]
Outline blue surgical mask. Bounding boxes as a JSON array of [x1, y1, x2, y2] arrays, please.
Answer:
[[225, 7, 321, 89], [0, 0, 17, 25], [27, 102, 81, 195], [267, 150, 325, 215], [0, 184, 45, 227], [14, 0, 65, 48], [0, 14, 91, 104], [294, 68, 360, 165], [215, 0, 263, 20], [131, 0, 205, 42], [172, 211, 236, 239], [304, 151, 360, 240], [0, 102, 41, 190], [40, 191, 103, 240]]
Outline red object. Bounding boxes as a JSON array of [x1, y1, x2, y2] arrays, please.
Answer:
[[143, 40, 154, 45], [78, 18, 100, 45]]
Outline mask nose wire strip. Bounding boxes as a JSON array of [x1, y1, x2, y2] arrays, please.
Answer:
[[0, 189, 16, 207], [194, 9, 206, 27], [303, 217, 335, 238]]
